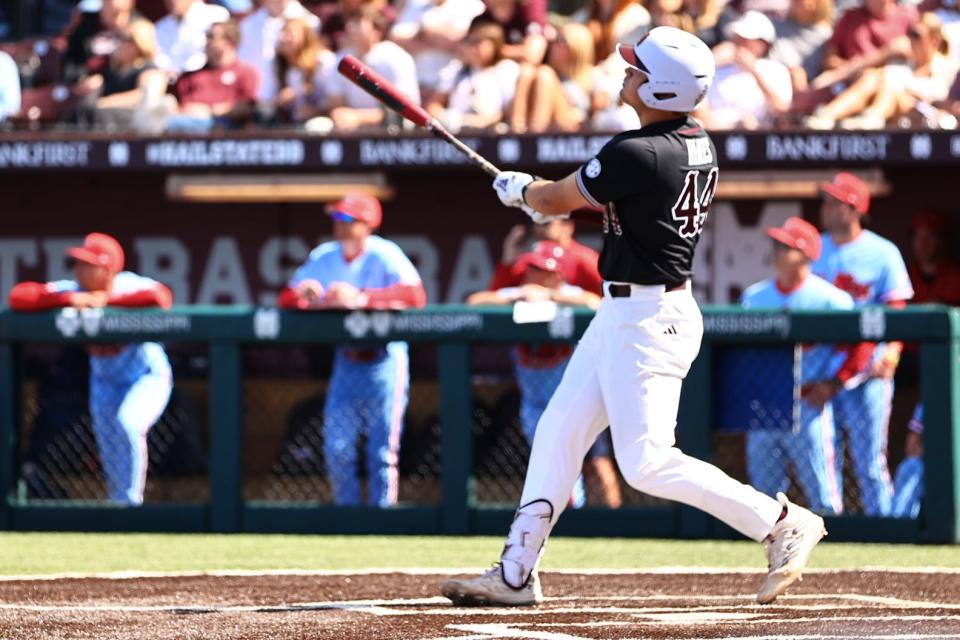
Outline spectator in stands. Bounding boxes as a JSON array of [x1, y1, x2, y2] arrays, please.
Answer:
[[489, 220, 602, 295], [63, 0, 141, 83], [523, 22, 597, 133], [0, 49, 20, 122], [389, 0, 486, 102], [272, 18, 337, 124], [326, 6, 420, 130], [278, 193, 427, 506], [769, 0, 834, 97], [907, 209, 960, 306], [944, 67, 960, 114], [76, 19, 166, 128], [697, 11, 792, 129], [807, 12, 957, 128], [8, 233, 174, 506], [798, 0, 917, 118], [467, 247, 622, 508], [470, 0, 547, 131], [426, 22, 518, 132], [649, 0, 723, 47], [319, 0, 395, 52], [739, 217, 850, 515], [571, 0, 650, 63], [891, 403, 924, 518], [155, 0, 230, 74], [920, 0, 960, 53], [238, 0, 319, 103], [161, 19, 260, 132]]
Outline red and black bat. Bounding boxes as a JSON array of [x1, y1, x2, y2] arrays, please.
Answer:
[[337, 54, 501, 177]]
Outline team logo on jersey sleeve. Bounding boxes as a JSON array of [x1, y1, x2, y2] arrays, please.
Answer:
[[585, 158, 601, 179]]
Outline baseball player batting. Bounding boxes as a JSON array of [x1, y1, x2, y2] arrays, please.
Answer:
[[740, 217, 852, 515], [9, 233, 173, 505], [810, 173, 914, 516], [278, 193, 427, 507], [441, 27, 827, 608]]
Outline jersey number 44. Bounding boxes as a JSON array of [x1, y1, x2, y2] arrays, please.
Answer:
[[672, 168, 719, 238]]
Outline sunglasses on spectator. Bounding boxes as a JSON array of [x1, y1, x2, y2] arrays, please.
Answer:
[[331, 212, 357, 222]]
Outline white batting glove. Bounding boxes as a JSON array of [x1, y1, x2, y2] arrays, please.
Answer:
[[521, 205, 550, 224], [493, 171, 535, 209]]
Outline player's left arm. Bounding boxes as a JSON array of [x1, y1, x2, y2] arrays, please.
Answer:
[[109, 280, 173, 309], [873, 246, 915, 378], [361, 243, 427, 309]]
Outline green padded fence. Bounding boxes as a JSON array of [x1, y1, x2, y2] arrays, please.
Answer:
[[0, 305, 957, 542]]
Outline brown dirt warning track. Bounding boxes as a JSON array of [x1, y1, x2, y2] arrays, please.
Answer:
[[0, 569, 958, 639]]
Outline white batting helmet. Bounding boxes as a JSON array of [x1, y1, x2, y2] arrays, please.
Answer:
[[617, 27, 715, 113]]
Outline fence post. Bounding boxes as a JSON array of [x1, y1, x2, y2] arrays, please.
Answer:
[[0, 344, 19, 531], [677, 342, 712, 538], [438, 343, 472, 535], [210, 342, 243, 533], [920, 310, 960, 543]]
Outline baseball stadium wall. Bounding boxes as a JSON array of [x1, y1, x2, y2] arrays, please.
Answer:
[[1, 128, 959, 542], [0, 305, 958, 543]]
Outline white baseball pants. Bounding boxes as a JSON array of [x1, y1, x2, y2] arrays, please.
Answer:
[[519, 283, 783, 542]]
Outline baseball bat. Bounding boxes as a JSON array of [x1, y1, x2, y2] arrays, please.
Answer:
[[337, 54, 501, 177]]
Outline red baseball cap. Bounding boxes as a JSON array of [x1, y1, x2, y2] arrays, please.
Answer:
[[326, 192, 383, 229], [767, 216, 822, 261], [66, 232, 125, 272], [516, 250, 563, 274], [820, 172, 870, 214]]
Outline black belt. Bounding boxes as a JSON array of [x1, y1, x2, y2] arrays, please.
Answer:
[[608, 282, 686, 297]]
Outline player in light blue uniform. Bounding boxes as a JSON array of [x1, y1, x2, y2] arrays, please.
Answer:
[[810, 173, 914, 516], [279, 193, 426, 507], [740, 217, 851, 515], [891, 403, 924, 519], [9, 233, 173, 505]]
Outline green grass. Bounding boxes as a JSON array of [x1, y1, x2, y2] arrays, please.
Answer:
[[2, 533, 960, 576]]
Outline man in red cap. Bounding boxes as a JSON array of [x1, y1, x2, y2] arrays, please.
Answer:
[[488, 219, 603, 295], [468, 246, 620, 508], [811, 171, 914, 516], [8, 233, 174, 505], [278, 192, 426, 507], [732, 217, 854, 516], [907, 209, 960, 306]]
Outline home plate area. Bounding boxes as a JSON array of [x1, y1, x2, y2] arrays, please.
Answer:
[[1, 569, 959, 639]]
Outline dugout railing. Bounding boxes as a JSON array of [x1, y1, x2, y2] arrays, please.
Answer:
[[0, 305, 957, 543]]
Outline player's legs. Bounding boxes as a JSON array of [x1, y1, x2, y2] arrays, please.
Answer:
[[364, 351, 409, 507], [786, 402, 842, 514], [600, 293, 783, 541], [89, 378, 128, 502], [112, 370, 172, 504], [835, 379, 894, 515], [323, 365, 363, 506], [891, 456, 924, 519], [746, 429, 791, 500]]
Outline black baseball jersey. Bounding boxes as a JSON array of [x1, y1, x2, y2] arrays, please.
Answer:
[[575, 116, 719, 286]]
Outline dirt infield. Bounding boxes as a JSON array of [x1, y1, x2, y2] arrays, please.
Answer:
[[1, 569, 959, 639]]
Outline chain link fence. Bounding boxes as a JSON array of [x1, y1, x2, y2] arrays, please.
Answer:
[[713, 342, 923, 518], [12, 338, 924, 519], [17, 343, 208, 503], [243, 344, 442, 506]]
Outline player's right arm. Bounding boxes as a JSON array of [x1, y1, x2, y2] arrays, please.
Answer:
[[8, 280, 87, 311]]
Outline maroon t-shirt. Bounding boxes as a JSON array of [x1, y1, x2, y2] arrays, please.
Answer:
[[174, 61, 260, 108], [828, 5, 917, 60], [470, 0, 546, 45]]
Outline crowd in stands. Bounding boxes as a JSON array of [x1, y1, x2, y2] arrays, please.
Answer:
[[0, 0, 958, 132]]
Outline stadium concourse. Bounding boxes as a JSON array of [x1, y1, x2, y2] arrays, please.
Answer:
[[1, 568, 960, 638]]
